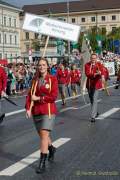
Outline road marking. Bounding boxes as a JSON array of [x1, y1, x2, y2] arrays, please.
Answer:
[[59, 99, 101, 113], [5, 94, 84, 117], [96, 108, 120, 120], [5, 84, 116, 117], [60, 107, 79, 112], [57, 93, 87, 102], [5, 97, 100, 116], [5, 109, 25, 117], [0, 138, 71, 176]]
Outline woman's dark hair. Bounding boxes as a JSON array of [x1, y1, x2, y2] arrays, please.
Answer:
[[39, 58, 49, 67], [33, 58, 50, 80]]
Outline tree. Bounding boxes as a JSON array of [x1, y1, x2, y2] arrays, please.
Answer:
[[78, 27, 108, 53], [107, 27, 120, 52], [77, 32, 84, 52], [107, 27, 120, 40]]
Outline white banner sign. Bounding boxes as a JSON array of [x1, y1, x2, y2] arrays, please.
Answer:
[[23, 13, 80, 42], [104, 62, 115, 76]]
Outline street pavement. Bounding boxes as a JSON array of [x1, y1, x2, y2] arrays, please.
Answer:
[[0, 80, 120, 180]]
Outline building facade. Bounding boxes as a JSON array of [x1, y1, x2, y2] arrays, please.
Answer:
[[0, 1, 22, 62], [66, 10, 120, 33], [21, 0, 120, 58]]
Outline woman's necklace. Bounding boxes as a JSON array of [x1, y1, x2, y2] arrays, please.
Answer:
[[39, 77, 46, 86]]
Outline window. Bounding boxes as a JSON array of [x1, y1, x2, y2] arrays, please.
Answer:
[[15, 35, 17, 44], [35, 33, 39, 39], [81, 17, 86, 22], [91, 26, 96, 33], [91, 17, 95, 22], [26, 44, 29, 51], [25, 32, 29, 40], [10, 35, 12, 44], [112, 15, 116, 20], [4, 17, 6, 26], [4, 34, 7, 44], [9, 17, 11, 27], [101, 27, 106, 34], [101, 16, 106, 21], [112, 27, 117, 32], [72, 18, 76, 23], [58, 17, 64, 21], [0, 53, 2, 59], [14, 19, 16, 27]]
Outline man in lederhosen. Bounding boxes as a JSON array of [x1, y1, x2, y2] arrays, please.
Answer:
[[0, 64, 7, 124]]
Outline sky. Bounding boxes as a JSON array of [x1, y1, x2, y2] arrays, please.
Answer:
[[3, 0, 79, 8]]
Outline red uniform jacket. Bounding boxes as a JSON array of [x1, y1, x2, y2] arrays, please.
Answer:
[[102, 66, 109, 81], [117, 69, 120, 81], [70, 69, 81, 84], [25, 74, 58, 116], [56, 68, 68, 84], [0, 66, 7, 95], [66, 68, 71, 85], [85, 62, 104, 90]]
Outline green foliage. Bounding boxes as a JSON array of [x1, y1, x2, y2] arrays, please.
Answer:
[[31, 26, 120, 54], [78, 32, 84, 52], [77, 26, 120, 53], [107, 27, 120, 40]]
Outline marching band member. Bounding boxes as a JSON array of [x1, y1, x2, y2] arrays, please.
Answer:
[[102, 65, 110, 96], [0, 64, 7, 124], [66, 66, 71, 97], [25, 58, 58, 173], [115, 65, 120, 89], [56, 64, 68, 105], [85, 53, 104, 122], [70, 64, 81, 97]]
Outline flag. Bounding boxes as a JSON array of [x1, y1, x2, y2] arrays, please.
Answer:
[[3, 97, 18, 106], [96, 34, 102, 55], [81, 34, 92, 95]]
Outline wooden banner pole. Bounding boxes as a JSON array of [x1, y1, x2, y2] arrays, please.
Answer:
[[29, 36, 50, 114]]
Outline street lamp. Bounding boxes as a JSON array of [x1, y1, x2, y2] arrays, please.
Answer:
[[67, 0, 71, 62], [1, 7, 4, 59]]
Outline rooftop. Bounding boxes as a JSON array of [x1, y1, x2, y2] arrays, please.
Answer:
[[0, 0, 21, 11], [22, 0, 120, 15]]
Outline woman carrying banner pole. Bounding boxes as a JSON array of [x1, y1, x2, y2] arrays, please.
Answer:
[[25, 58, 58, 174]]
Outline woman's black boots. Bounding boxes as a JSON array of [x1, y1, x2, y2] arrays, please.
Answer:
[[48, 145, 56, 162], [36, 153, 47, 174]]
